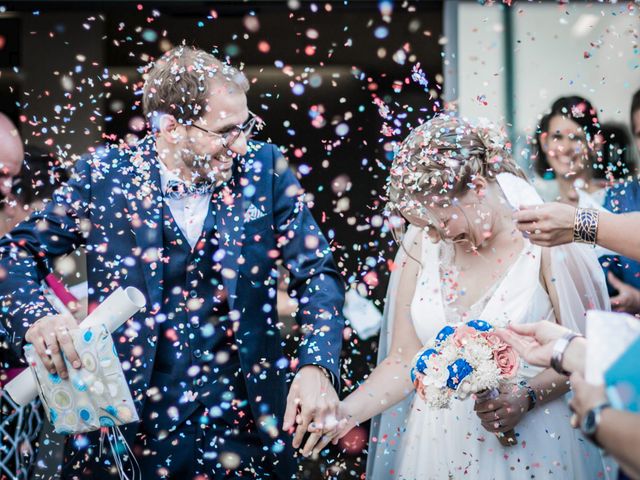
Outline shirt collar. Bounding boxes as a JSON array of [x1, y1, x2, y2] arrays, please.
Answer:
[[156, 157, 182, 193]]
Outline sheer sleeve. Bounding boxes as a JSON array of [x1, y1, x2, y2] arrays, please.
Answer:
[[366, 225, 420, 479], [550, 243, 611, 334]]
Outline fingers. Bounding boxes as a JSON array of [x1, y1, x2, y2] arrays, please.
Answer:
[[308, 412, 338, 434], [474, 399, 500, 414], [607, 271, 625, 290], [312, 432, 336, 456], [283, 388, 299, 432], [293, 408, 313, 449], [301, 431, 322, 457], [57, 325, 81, 370], [513, 206, 542, 223], [332, 419, 354, 444], [476, 409, 500, 423], [25, 315, 82, 379], [43, 331, 68, 379], [496, 329, 535, 355], [32, 337, 56, 374], [507, 322, 539, 336], [480, 420, 501, 433]]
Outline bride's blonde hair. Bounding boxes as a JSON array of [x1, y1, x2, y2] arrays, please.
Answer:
[[387, 113, 526, 221]]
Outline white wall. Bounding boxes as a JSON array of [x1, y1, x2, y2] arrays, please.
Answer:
[[455, 1, 639, 156]]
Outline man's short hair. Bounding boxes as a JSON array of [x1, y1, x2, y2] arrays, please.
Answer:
[[142, 46, 249, 127]]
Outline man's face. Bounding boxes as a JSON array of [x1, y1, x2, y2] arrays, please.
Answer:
[[179, 83, 250, 184]]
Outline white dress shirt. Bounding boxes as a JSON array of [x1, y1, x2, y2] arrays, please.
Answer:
[[157, 160, 212, 249]]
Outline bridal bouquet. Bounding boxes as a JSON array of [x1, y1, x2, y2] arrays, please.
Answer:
[[411, 320, 519, 409]]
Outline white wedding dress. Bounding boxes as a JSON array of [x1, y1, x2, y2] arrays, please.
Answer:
[[367, 174, 614, 480]]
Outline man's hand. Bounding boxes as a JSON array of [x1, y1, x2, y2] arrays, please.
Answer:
[[513, 203, 575, 247], [24, 314, 81, 379], [568, 372, 607, 427], [608, 272, 640, 314], [282, 365, 339, 456]]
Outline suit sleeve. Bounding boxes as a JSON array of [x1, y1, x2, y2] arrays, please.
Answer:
[[271, 145, 345, 389], [0, 157, 91, 359]]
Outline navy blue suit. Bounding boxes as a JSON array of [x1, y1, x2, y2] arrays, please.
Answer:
[[0, 136, 345, 479], [600, 179, 640, 294]]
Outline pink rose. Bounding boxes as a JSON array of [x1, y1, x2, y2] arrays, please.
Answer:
[[482, 332, 503, 347], [413, 372, 427, 401], [493, 343, 519, 378], [453, 325, 479, 348]]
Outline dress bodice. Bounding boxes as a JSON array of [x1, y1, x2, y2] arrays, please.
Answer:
[[410, 233, 555, 351]]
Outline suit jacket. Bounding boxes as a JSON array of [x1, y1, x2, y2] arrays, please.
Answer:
[[0, 136, 346, 478], [601, 179, 640, 293]]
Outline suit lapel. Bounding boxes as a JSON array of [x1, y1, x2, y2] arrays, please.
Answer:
[[215, 160, 246, 312], [122, 136, 164, 314]]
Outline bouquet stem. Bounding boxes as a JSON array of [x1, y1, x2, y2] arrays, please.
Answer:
[[476, 388, 518, 447]]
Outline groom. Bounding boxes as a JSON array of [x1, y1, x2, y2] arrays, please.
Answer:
[[0, 46, 345, 479]]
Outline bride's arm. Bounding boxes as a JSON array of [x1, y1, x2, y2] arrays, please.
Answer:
[[476, 247, 572, 434], [340, 234, 424, 426], [526, 247, 574, 405]]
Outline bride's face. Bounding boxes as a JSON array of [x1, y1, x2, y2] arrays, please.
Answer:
[[402, 187, 499, 247]]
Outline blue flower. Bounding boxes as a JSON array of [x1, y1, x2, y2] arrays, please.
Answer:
[[466, 319, 493, 332], [415, 349, 437, 373], [435, 325, 455, 343], [446, 358, 473, 390]]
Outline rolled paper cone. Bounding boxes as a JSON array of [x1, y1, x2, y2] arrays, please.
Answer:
[[4, 286, 146, 406]]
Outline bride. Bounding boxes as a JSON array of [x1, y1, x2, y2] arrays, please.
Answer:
[[307, 115, 612, 479]]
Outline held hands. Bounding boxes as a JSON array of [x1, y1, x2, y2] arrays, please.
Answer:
[[283, 365, 340, 456], [303, 401, 358, 457], [474, 383, 529, 434], [24, 314, 82, 379], [513, 203, 575, 247]]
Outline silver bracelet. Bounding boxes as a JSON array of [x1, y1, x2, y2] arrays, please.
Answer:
[[550, 332, 582, 376]]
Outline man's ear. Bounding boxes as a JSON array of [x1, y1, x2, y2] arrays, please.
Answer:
[[158, 114, 182, 144]]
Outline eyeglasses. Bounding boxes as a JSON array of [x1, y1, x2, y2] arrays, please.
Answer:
[[190, 110, 263, 147]]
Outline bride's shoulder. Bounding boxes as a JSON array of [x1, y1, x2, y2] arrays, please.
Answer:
[[400, 225, 423, 260]]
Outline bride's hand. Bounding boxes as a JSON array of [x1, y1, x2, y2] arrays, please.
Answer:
[[300, 401, 358, 457], [474, 384, 529, 434]]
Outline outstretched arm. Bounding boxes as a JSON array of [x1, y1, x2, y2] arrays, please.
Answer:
[[271, 146, 346, 452], [299, 233, 425, 456], [514, 202, 640, 262]]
